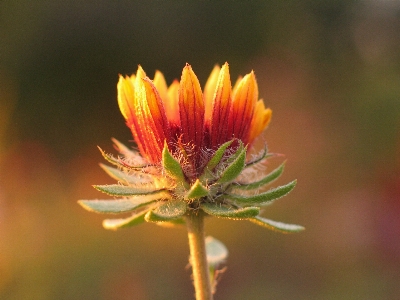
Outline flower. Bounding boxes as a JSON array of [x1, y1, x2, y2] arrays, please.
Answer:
[[79, 63, 303, 233], [117, 63, 271, 178]]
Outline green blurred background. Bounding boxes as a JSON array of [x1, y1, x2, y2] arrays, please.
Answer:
[[1, 1, 400, 299]]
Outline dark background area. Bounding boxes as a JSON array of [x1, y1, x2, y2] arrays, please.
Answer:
[[1, 1, 400, 299]]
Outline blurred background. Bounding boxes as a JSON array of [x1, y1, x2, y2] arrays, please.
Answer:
[[1, 1, 400, 299]]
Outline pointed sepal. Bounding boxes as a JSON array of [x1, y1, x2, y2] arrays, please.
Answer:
[[145, 200, 187, 222], [99, 164, 153, 185], [162, 141, 188, 188], [216, 142, 246, 184], [200, 140, 233, 182], [185, 179, 210, 200], [249, 216, 305, 233], [232, 162, 285, 190], [102, 210, 148, 230], [78, 193, 167, 214], [226, 180, 297, 206], [201, 203, 260, 219], [93, 184, 164, 196]]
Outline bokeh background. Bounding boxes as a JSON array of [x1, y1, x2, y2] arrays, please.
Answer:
[[1, 1, 400, 299]]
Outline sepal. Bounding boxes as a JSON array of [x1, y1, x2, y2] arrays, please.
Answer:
[[102, 210, 148, 230], [205, 236, 228, 267], [226, 180, 297, 206], [201, 203, 260, 219], [93, 184, 165, 196], [145, 200, 187, 222], [216, 142, 246, 184], [185, 179, 210, 200], [199, 140, 233, 182], [232, 162, 285, 190], [249, 216, 305, 233], [162, 141, 189, 188], [99, 163, 153, 185], [78, 193, 166, 214]]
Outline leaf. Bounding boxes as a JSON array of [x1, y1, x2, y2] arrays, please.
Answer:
[[78, 193, 168, 214], [216, 142, 247, 184], [232, 162, 285, 190], [145, 200, 187, 222], [249, 216, 305, 233], [205, 236, 228, 266], [185, 179, 210, 200], [102, 210, 149, 230], [93, 184, 163, 196], [99, 164, 154, 185], [226, 180, 297, 206], [201, 203, 260, 219], [200, 140, 234, 182], [161, 141, 189, 188]]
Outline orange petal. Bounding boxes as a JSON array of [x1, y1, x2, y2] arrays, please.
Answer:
[[166, 80, 180, 127], [208, 62, 232, 148], [247, 99, 272, 145], [178, 64, 205, 153], [153, 71, 168, 103], [117, 75, 135, 121], [227, 71, 258, 143], [203, 64, 220, 124]]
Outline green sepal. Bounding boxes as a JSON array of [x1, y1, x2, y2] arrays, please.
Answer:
[[102, 210, 149, 230], [216, 142, 246, 184], [78, 193, 167, 214], [185, 179, 210, 200], [162, 141, 189, 188], [199, 140, 234, 182], [99, 164, 153, 185], [226, 180, 297, 206], [201, 203, 260, 219], [205, 236, 228, 266], [93, 184, 163, 196], [112, 138, 140, 158], [145, 200, 187, 222], [249, 216, 305, 233], [244, 144, 273, 168], [98, 146, 122, 167], [232, 162, 285, 190], [155, 218, 185, 228]]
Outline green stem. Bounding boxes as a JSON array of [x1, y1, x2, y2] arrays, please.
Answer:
[[186, 212, 213, 300]]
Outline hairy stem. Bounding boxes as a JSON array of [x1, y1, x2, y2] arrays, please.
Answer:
[[186, 212, 213, 300]]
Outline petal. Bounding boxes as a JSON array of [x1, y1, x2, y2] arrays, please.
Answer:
[[208, 62, 232, 148], [203, 64, 220, 123], [247, 99, 272, 145], [178, 64, 205, 158], [166, 80, 180, 127], [227, 71, 258, 144], [153, 70, 168, 103]]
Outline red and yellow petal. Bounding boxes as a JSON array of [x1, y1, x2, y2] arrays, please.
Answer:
[[208, 62, 232, 148], [227, 71, 258, 144], [178, 64, 205, 159], [247, 99, 272, 145]]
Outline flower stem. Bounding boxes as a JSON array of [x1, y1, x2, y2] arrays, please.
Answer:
[[186, 212, 213, 300]]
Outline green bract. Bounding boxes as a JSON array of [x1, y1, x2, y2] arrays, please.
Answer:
[[78, 139, 304, 232]]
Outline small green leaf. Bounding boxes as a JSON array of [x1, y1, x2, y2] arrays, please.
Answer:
[[185, 179, 210, 200], [200, 140, 234, 182], [162, 141, 189, 188], [102, 210, 148, 230], [232, 162, 285, 190], [249, 216, 305, 233], [216, 142, 247, 184], [201, 203, 260, 219], [205, 236, 228, 266], [99, 164, 154, 185], [226, 180, 297, 206], [145, 200, 187, 222], [78, 193, 168, 214], [93, 184, 163, 196]]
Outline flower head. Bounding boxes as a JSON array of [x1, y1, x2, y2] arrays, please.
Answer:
[[79, 63, 303, 233]]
